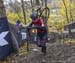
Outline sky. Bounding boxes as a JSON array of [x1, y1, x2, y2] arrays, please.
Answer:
[[3, 0, 30, 4], [17, 0, 30, 2], [3, 0, 30, 3]]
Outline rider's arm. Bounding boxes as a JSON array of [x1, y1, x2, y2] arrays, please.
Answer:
[[28, 22, 33, 27], [40, 18, 45, 27]]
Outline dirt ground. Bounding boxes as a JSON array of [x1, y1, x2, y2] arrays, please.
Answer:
[[0, 40, 75, 63]]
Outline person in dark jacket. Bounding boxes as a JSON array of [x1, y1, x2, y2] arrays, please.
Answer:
[[16, 20, 22, 47]]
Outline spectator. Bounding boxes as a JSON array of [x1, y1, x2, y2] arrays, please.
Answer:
[[16, 20, 22, 47]]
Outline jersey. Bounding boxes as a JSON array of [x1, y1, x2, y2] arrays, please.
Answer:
[[32, 18, 45, 33]]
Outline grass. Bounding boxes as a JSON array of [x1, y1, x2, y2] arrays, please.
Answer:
[[61, 39, 75, 44]]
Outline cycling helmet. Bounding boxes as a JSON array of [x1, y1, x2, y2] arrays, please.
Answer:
[[30, 12, 38, 20]]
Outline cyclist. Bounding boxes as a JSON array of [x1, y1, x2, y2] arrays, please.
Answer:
[[29, 12, 47, 55]]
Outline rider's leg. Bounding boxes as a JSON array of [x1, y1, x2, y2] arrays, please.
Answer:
[[41, 44, 46, 55], [41, 32, 47, 55], [37, 32, 47, 55]]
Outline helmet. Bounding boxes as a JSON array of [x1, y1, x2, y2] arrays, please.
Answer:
[[16, 20, 20, 24], [30, 12, 38, 20]]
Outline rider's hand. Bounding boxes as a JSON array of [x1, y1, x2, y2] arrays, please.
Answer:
[[42, 24, 45, 27]]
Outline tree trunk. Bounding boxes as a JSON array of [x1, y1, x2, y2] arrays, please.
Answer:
[[62, 0, 72, 38], [21, 0, 27, 24], [0, 0, 6, 18]]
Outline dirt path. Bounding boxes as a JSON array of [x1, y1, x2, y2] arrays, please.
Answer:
[[1, 42, 75, 63], [1, 23, 75, 63]]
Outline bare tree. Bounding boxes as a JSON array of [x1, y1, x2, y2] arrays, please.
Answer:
[[0, 0, 6, 18], [8, 0, 21, 13], [62, 0, 72, 37]]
